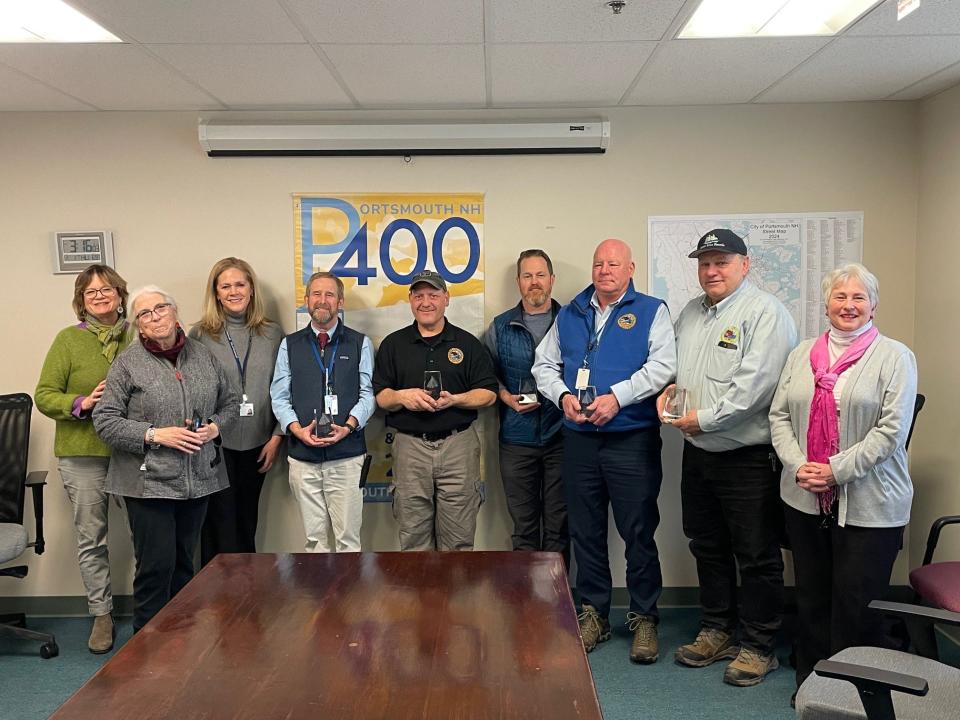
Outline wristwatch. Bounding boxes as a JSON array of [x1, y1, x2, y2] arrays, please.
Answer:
[[145, 426, 160, 449], [346, 417, 359, 434]]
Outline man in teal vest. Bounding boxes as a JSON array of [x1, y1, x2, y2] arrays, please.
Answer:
[[533, 239, 676, 664], [482, 249, 566, 565], [270, 271, 375, 552]]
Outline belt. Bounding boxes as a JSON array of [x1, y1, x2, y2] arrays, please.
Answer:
[[399, 423, 472, 442]]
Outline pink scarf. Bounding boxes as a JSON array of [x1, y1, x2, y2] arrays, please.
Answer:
[[807, 326, 879, 514]]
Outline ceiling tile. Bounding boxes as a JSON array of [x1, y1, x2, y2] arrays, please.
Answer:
[[487, 0, 686, 42], [323, 44, 484, 106], [0, 64, 95, 110], [490, 42, 657, 105], [0, 44, 222, 110], [757, 36, 960, 103], [71, 0, 305, 43], [149, 44, 352, 108], [848, 0, 960, 36], [625, 38, 828, 105], [888, 63, 960, 100], [286, 0, 482, 44]]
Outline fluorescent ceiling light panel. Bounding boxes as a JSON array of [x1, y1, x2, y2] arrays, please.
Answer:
[[0, 0, 122, 42], [679, 0, 881, 38]]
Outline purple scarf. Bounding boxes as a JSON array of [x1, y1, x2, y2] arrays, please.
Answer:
[[807, 326, 879, 513]]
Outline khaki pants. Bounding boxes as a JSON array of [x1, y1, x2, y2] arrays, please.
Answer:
[[288, 455, 364, 552], [391, 425, 481, 551]]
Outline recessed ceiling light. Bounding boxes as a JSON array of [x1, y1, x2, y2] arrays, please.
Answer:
[[678, 0, 882, 38], [0, 0, 122, 43]]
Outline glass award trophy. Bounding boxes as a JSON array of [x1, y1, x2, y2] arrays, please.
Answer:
[[578, 385, 597, 417], [663, 386, 688, 420], [518, 378, 538, 405], [424, 370, 442, 400], [313, 408, 333, 438]]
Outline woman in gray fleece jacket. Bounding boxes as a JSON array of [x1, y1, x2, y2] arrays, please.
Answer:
[[94, 285, 237, 632], [769, 263, 918, 696]]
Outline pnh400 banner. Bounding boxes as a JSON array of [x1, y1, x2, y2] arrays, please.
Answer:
[[292, 193, 485, 502]]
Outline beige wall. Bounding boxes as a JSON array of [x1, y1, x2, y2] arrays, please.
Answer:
[[0, 101, 920, 603], [912, 84, 960, 567]]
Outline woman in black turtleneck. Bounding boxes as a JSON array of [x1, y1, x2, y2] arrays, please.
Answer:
[[190, 258, 284, 565]]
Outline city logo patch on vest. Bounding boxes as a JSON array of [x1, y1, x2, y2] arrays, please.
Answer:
[[718, 325, 740, 350], [617, 313, 637, 330], [447, 347, 465, 364]]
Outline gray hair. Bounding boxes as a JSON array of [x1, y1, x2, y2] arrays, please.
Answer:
[[821, 263, 879, 309], [129, 285, 178, 316]]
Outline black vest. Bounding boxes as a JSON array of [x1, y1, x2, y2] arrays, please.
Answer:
[[286, 324, 366, 463]]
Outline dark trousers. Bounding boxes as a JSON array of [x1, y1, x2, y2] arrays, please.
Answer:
[[681, 442, 785, 653], [200, 446, 266, 566], [500, 435, 569, 566], [784, 502, 903, 687], [125, 496, 208, 632], [563, 426, 662, 619]]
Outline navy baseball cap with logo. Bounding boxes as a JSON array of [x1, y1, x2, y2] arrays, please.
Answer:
[[409, 269, 448, 292], [688, 228, 748, 258]]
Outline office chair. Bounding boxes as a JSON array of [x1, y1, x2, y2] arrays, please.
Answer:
[[795, 600, 959, 720], [0, 393, 58, 658]]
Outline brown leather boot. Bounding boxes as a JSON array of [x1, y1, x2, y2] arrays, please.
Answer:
[[88, 613, 115, 654]]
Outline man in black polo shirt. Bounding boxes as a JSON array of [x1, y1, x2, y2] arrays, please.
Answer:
[[373, 269, 498, 551]]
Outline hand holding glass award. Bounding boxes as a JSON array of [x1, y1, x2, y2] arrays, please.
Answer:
[[518, 377, 538, 405], [423, 370, 442, 400], [662, 386, 688, 421]]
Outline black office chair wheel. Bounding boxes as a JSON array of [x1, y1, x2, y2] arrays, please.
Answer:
[[40, 641, 59, 659]]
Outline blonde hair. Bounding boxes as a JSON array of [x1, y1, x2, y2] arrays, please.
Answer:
[[195, 257, 272, 340]]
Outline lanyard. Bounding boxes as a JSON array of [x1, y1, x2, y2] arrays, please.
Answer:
[[309, 336, 340, 392], [582, 306, 610, 368], [224, 329, 252, 394]]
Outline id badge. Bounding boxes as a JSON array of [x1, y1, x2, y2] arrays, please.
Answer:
[[324, 394, 339, 416], [239, 402, 254, 417], [575, 368, 591, 390]]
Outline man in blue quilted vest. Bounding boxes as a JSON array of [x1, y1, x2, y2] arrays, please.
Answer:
[[482, 249, 567, 566], [533, 239, 676, 664], [270, 271, 375, 552]]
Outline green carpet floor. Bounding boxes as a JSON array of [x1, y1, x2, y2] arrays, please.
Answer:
[[1, 608, 957, 719]]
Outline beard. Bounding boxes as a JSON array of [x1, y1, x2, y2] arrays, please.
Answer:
[[523, 288, 548, 308], [310, 304, 335, 325]]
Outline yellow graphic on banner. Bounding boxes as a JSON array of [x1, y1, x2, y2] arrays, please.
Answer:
[[292, 193, 485, 502]]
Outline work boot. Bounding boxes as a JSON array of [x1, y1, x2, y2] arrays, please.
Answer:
[[675, 627, 739, 667], [88, 613, 114, 654], [723, 647, 779, 686], [627, 612, 658, 664], [577, 604, 611, 653]]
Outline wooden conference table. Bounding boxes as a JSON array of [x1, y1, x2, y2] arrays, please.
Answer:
[[51, 551, 602, 720]]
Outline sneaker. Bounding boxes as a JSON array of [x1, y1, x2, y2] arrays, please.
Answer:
[[674, 628, 739, 667], [88, 613, 115, 654], [627, 612, 659, 664], [723, 647, 779, 686], [577, 604, 611, 653]]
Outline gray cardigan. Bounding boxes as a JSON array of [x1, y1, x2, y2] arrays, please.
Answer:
[[188, 317, 284, 451], [93, 337, 238, 499], [769, 333, 917, 527]]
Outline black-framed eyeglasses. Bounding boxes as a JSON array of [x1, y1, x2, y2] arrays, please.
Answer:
[[134, 303, 173, 322], [83, 286, 116, 299]]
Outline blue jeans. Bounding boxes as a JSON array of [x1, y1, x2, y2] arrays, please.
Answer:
[[562, 426, 663, 618]]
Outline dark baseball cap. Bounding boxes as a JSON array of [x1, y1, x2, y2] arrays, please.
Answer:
[[688, 228, 748, 258], [409, 269, 447, 292]]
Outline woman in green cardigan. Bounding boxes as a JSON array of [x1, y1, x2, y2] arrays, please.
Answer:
[[35, 264, 131, 654]]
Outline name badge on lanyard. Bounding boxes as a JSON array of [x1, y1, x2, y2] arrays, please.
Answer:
[[225, 329, 254, 417], [577, 307, 605, 390], [311, 336, 340, 417]]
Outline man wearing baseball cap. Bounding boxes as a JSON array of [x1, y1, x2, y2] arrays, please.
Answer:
[[373, 269, 498, 551], [658, 228, 796, 686]]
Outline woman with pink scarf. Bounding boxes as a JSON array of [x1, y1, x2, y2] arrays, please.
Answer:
[[769, 263, 917, 696]]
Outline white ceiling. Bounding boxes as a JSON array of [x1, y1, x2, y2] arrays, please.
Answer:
[[0, 0, 959, 111]]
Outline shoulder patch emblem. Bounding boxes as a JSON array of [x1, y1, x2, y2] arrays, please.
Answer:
[[447, 347, 464, 364], [617, 313, 637, 330]]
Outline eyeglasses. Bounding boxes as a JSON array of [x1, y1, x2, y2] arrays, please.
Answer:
[[83, 286, 116, 299], [134, 303, 173, 322]]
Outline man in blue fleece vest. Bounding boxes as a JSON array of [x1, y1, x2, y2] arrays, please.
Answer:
[[533, 239, 676, 664]]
